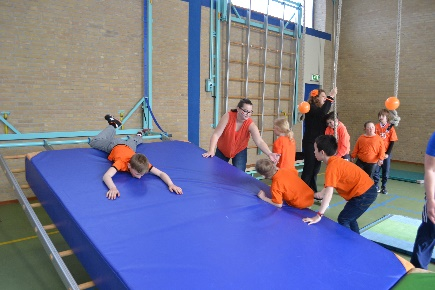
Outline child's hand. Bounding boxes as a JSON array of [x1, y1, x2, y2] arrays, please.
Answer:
[[314, 192, 323, 199], [302, 215, 321, 225], [106, 187, 120, 200], [169, 184, 183, 195]]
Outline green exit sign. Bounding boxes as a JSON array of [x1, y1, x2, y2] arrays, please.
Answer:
[[311, 74, 320, 81]]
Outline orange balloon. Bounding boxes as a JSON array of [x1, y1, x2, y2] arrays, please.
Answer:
[[385, 97, 400, 110], [298, 101, 310, 114]]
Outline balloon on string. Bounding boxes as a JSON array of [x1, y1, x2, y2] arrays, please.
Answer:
[[298, 101, 310, 114], [385, 96, 400, 110]]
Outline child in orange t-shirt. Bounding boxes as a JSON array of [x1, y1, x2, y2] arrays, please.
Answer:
[[350, 121, 385, 178], [324, 111, 350, 160], [89, 115, 183, 200], [303, 135, 378, 234], [273, 118, 297, 173], [255, 159, 314, 209], [373, 109, 399, 194]]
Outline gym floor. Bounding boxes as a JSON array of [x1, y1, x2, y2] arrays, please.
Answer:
[[0, 161, 433, 289]]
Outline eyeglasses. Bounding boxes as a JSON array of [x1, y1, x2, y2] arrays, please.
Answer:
[[239, 107, 253, 115]]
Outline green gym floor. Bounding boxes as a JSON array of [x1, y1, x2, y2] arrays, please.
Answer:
[[0, 161, 433, 289]]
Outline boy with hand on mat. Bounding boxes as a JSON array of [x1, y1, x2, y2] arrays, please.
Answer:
[[303, 135, 378, 234], [90, 115, 183, 200], [255, 159, 314, 209]]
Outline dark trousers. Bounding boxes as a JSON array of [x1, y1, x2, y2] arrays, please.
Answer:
[[355, 159, 377, 179], [337, 185, 378, 234], [373, 154, 391, 188], [301, 142, 321, 192], [411, 200, 435, 269]]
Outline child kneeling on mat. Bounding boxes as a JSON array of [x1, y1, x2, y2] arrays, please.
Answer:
[[303, 135, 377, 234], [89, 115, 183, 200], [255, 159, 314, 209]]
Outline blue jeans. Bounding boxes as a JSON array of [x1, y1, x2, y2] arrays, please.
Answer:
[[337, 185, 378, 234], [411, 199, 435, 269], [373, 154, 391, 188], [215, 148, 247, 171]]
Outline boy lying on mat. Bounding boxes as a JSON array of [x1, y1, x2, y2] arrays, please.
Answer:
[[89, 115, 183, 200]]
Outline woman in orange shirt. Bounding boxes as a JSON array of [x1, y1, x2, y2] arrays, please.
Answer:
[[202, 98, 279, 171]]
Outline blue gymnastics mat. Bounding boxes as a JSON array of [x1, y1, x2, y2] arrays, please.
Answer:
[[361, 214, 435, 263], [26, 141, 408, 289]]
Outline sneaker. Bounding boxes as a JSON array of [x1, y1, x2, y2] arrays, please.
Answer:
[[375, 186, 381, 193], [136, 128, 150, 137], [105, 115, 122, 128], [381, 187, 388, 195]]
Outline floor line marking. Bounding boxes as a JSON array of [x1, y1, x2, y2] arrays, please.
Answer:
[[0, 230, 59, 246]]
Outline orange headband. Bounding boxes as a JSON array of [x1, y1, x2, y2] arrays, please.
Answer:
[[310, 89, 319, 97]]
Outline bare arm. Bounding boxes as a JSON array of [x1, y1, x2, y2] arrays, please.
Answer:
[[250, 123, 280, 163], [150, 167, 183, 194], [302, 186, 334, 225], [102, 167, 120, 200], [202, 113, 230, 158], [257, 190, 283, 208], [425, 153, 435, 223]]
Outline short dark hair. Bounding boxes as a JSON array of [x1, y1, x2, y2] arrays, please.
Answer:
[[315, 135, 338, 156], [325, 111, 338, 121], [129, 153, 150, 174]]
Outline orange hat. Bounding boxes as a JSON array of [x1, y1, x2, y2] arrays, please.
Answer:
[[310, 89, 319, 97]]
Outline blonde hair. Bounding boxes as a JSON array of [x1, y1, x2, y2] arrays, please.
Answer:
[[255, 159, 276, 179], [274, 118, 294, 140]]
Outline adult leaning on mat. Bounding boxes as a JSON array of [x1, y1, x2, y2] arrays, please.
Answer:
[[202, 98, 279, 171]]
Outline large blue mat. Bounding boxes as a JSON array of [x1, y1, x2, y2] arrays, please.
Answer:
[[26, 141, 407, 289]]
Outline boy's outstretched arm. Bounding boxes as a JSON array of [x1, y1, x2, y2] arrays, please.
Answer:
[[302, 186, 334, 225], [150, 167, 183, 194], [257, 190, 283, 208], [103, 167, 120, 200]]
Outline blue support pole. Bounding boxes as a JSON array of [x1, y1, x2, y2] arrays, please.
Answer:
[[144, 0, 153, 130], [188, 0, 201, 145]]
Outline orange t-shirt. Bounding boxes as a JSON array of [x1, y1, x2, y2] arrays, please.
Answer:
[[108, 145, 152, 172], [375, 123, 398, 152], [325, 121, 350, 157], [271, 168, 314, 208], [350, 134, 385, 163], [273, 136, 296, 171], [217, 111, 253, 158], [324, 156, 374, 200]]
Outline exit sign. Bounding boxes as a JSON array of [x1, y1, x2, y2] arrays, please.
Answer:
[[311, 74, 320, 81]]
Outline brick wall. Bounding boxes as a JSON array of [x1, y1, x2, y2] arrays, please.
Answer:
[[333, 0, 435, 163]]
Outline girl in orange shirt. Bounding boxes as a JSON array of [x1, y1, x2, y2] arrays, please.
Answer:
[[273, 118, 297, 174]]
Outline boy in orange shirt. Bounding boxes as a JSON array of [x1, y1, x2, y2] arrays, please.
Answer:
[[255, 159, 314, 209], [324, 111, 350, 160], [89, 115, 183, 200], [351, 121, 385, 178], [373, 109, 399, 194], [303, 135, 378, 234]]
